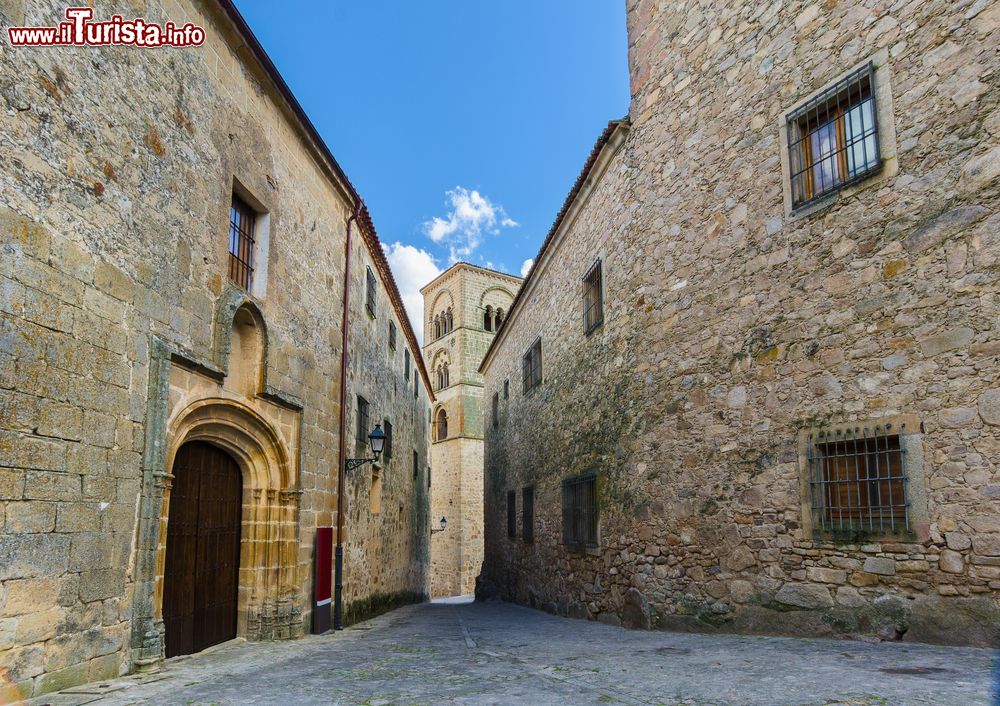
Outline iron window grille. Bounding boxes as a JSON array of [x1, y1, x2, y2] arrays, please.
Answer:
[[807, 423, 909, 534], [492, 392, 499, 430], [787, 62, 882, 210], [383, 420, 392, 460], [522, 486, 534, 543], [522, 338, 542, 394], [356, 395, 369, 445], [404, 349, 410, 381], [562, 474, 597, 548], [583, 260, 604, 334], [389, 321, 396, 351], [507, 490, 517, 538], [366, 267, 377, 318], [228, 194, 256, 291]]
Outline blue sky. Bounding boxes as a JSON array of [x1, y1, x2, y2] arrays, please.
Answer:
[[232, 1, 630, 336]]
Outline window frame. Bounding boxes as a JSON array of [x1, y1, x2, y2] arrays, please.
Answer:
[[356, 395, 369, 445], [383, 419, 393, 461], [561, 474, 598, 550], [365, 266, 377, 318], [582, 259, 604, 335], [507, 490, 517, 539], [492, 392, 499, 430], [388, 321, 396, 351], [404, 349, 410, 381], [522, 337, 542, 394], [228, 193, 256, 291]]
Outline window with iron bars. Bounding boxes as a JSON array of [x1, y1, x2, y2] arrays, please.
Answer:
[[562, 474, 597, 548], [787, 62, 881, 210], [356, 395, 369, 445], [522, 338, 542, 394], [582, 260, 603, 334], [492, 392, 499, 430], [413, 450, 418, 480], [366, 266, 377, 318], [807, 423, 909, 535], [389, 321, 396, 351], [383, 419, 392, 460], [404, 349, 410, 381], [507, 490, 517, 538], [522, 486, 534, 543], [228, 194, 256, 291]]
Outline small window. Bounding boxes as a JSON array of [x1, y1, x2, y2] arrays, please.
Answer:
[[404, 349, 411, 381], [388, 321, 396, 351], [503, 379, 509, 399], [435, 408, 448, 441], [807, 424, 908, 533], [507, 490, 517, 538], [522, 486, 534, 543], [446, 308, 453, 333], [484, 306, 494, 332], [787, 63, 881, 210], [562, 474, 597, 548], [492, 392, 499, 430], [356, 395, 369, 444], [414, 378, 419, 400], [522, 338, 542, 394], [583, 260, 603, 334], [436, 363, 449, 391], [228, 194, 256, 291], [366, 267, 377, 318], [383, 419, 393, 460], [412, 450, 418, 480], [434, 316, 441, 340]]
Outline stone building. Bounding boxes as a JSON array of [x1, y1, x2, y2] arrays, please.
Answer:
[[421, 263, 521, 596], [480, 0, 1000, 645], [0, 0, 433, 700]]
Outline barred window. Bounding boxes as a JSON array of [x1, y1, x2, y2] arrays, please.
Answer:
[[807, 423, 908, 534], [492, 392, 499, 430], [228, 194, 256, 291], [507, 490, 517, 538], [356, 395, 369, 444], [787, 63, 881, 210], [383, 419, 393, 460], [583, 260, 603, 334], [389, 321, 396, 350], [366, 267, 377, 318], [562, 474, 597, 548], [522, 338, 542, 394], [404, 349, 410, 381], [522, 486, 534, 543]]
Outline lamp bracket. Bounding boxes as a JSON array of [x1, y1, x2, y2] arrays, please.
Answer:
[[345, 457, 378, 472]]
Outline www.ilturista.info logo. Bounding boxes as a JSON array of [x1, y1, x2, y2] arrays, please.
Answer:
[[7, 7, 205, 47]]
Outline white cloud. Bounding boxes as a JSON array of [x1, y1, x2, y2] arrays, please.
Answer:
[[520, 258, 534, 277], [422, 186, 518, 263], [383, 242, 441, 345]]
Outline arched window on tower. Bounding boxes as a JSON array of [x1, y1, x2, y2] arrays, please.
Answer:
[[435, 408, 449, 441], [484, 306, 494, 332], [434, 315, 441, 340], [445, 308, 453, 334], [442, 363, 449, 388]]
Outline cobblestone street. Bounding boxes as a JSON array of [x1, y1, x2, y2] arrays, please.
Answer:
[[32, 598, 996, 706]]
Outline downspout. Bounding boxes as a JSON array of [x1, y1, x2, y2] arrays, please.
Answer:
[[334, 199, 363, 630]]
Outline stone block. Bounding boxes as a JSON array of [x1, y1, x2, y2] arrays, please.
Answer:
[[724, 545, 757, 572], [918, 328, 974, 357], [945, 533, 971, 550], [14, 606, 65, 645], [971, 534, 1000, 557], [79, 568, 125, 603], [977, 389, 1000, 426], [805, 567, 846, 584], [862, 557, 895, 575], [904, 206, 988, 253], [849, 571, 880, 587], [24, 470, 79, 501], [5, 500, 56, 533], [34, 660, 91, 695], [774, 583, 834, 610], [1, 577, 61, 616], [0, 533, 70, 579], [939, 550, 965, 574]]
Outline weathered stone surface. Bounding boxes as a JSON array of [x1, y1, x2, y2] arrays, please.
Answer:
[[971, 534, 1000, 557], [862, 558, 896, 576], [0, 533, 70, 580], [805, 567, 846, 584], [977, 389, 1000, 426], [918, 328, 974, 357], [834, 586, 867, 608], [724, 545, 757, 572], [773, 583, 834, 610], [903, 206, 988, 253], [945, 533, 971, 551], [939, 550, 965, 574]]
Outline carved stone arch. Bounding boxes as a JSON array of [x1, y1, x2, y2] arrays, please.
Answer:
[[477, 285, 515, 310], [212, 288, 271, 379]]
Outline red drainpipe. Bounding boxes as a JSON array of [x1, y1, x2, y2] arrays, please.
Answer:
[[334, 199, 362, 630]]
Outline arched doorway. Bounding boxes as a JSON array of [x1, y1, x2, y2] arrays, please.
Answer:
[[163, 441, 243, 657]]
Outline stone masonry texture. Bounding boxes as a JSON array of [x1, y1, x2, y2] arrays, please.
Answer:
[[480, 0, 1000, 646], [0, 0, 432, 700], [422, 263, 521, 596]]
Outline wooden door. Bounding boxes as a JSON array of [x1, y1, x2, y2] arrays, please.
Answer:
[[164, 441, 242, 658]]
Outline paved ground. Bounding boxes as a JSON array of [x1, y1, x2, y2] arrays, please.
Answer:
[[33, 597, 998, 706]]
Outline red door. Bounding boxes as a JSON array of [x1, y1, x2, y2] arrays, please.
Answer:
[[163, 441, 243, 658]]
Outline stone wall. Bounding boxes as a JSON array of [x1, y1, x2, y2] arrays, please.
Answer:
[[481, 0, 1000, 646], [423, 264, 519, 596], [0, 0, 431, 700]]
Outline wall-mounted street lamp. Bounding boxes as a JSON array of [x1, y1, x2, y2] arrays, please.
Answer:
[[430, 516, 447, 534], [345, 424, 386, 471]]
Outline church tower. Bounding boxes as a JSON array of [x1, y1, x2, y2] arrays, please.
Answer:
[[421, 263, 522, 596]]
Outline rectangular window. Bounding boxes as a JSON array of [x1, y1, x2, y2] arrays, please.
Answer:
[[383, 419, 393, 460], [807, 424, 908, 533], [522, 486, 534, 543], [562, 474, 597, 548], [404, 349, 411, 380], [356, 395, 369, 445], [413, 450, 418, 480], [787, 63, 881, 209], [388, 321, 396, 351], [228, 194, 256, 291], [492, 392, 499, 430], [507, 490, 517, 538], [583, 260, 604, 334], [522, 338, 542, 394], [503, 379, 509, 399], [414, 378, 419, 400], [366, 266, 377, 318]]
